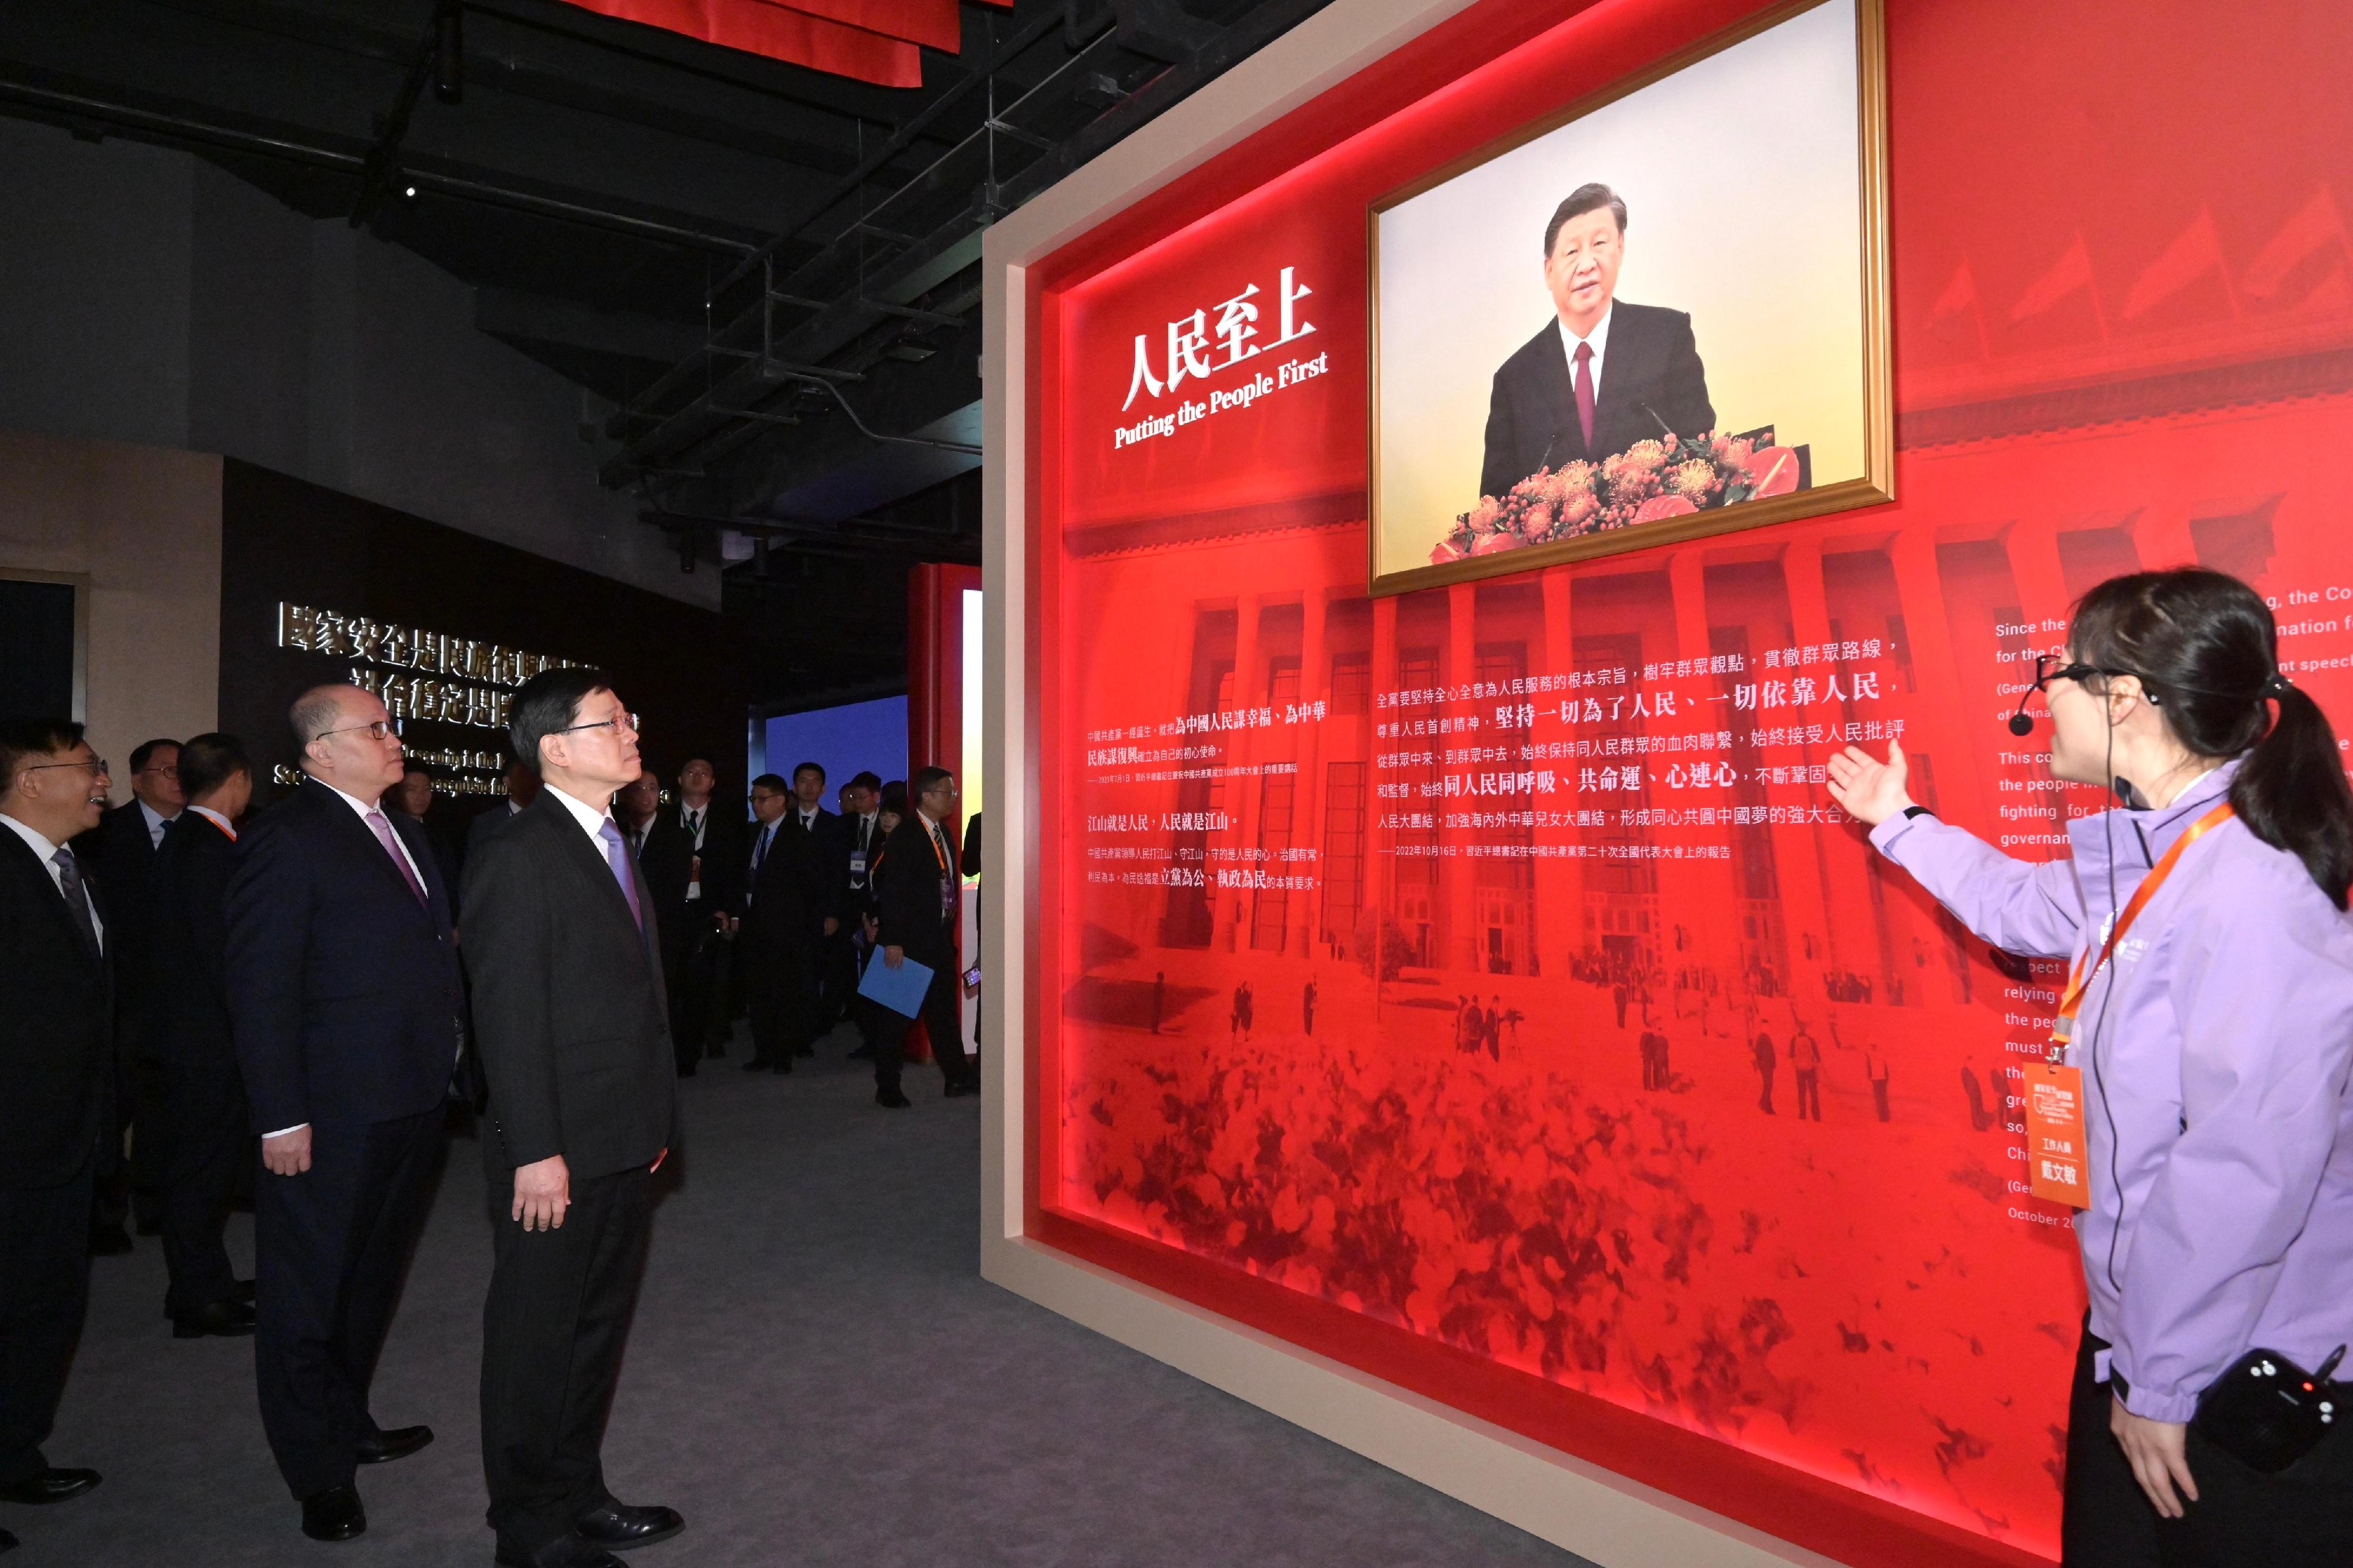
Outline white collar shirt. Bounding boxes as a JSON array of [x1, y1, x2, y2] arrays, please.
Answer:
[[544, 782, 613, 845], [186, 805, 236, 839], [138, 798, 178, 849], [1555, 301, 1615, 402], [1, 811, 104, 950]]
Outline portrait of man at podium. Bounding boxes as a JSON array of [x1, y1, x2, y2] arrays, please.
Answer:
[[1477, 184, 1716, 502]]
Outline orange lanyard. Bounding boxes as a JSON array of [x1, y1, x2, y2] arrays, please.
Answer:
[[2051, 799, 2234, 1049]]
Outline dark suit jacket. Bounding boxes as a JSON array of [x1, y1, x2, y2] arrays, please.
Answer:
[[76, 801, 169, 1047], [875, 815, 960, 966], [1478, 302, 1714, 501], [461, 789, 675, 1180], [224, 778, 462, 1134], [632, 814, 697, 972], [0, 825, 113, 1187], [150, 812, 239, 1075], [730, 808, 846, 942], [466, 800, 525, 865]]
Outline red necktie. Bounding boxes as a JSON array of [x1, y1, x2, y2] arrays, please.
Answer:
[[1572, 338, 1595, 452]]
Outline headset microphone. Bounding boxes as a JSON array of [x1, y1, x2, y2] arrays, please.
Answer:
[[2007, 693, 2035, 736]]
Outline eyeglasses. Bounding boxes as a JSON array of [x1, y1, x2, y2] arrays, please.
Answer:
[[138, 765, 179, 779], [556, 712, 641, 739], [23, 757, 108, 777], [2031, 654, 2112, 692], [315, 720, 396, 742]]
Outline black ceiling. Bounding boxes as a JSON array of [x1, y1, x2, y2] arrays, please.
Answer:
[[0, 0, 1337, 699]]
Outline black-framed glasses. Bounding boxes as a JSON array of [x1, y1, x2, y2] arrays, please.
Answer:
[[315, 720, 396, 742], [557, 712, 642, 739], [23, 756, 108, 777], [2031, 654, 2109, 693]]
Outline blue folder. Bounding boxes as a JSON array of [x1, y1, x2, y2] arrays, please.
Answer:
[[858, 953, 935, 1018]]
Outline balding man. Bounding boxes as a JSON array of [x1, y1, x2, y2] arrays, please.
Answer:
[[225, 685, 462, 1543]]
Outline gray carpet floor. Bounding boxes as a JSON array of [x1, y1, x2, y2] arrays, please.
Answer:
[[13, 1023, 1585, 1566]]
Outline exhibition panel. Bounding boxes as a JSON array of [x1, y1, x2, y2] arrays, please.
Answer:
[[998, 0, 2353, 1562]]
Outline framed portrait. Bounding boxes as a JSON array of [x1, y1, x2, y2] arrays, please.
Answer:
[[1368, 0, 1891, 595]]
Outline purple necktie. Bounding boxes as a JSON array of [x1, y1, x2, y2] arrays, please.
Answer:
[[1572, 338, 1595, 452], [364, 809, 428, 906], [597, 819, 643, 929]]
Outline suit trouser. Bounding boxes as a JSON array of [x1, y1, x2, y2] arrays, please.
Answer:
[[482, 1165, 652, 1552], [744, 928, 816, 1060], [667, 927, 721, 1072], [875, 959, 969, 1092], [158, 1057, 248, 1317], [0, 1158, 94, 1487], [254, 1108, 445, 1499]]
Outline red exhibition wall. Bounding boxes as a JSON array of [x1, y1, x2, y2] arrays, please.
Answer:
[[1020, 1, 2353, 1563]]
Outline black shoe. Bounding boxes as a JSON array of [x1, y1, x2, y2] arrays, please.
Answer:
[[494, 1533, 628, 1568], [231, 1277, 256, 1303], [847, 1043, 874, 1060], [0, 1524, 16, 1552], [88, 1227, 133, 1257], [575, 1502, 684, 1551], [354, 1424, 432, 1465], [172, 1299, 257, 1339], [0, 1469, 99, 1506], [772, 1057, 793, 1074], [876, 1086, 911, 1109], [943, 1079, 976, 1099], [739, 1056, 771, 1072], [300, 1484, 365, 1542]]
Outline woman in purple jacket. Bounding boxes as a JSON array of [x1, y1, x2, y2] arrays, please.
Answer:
[[1828, 569, 2353, 1567]]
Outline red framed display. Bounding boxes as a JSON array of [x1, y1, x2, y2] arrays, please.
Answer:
[[1009, 0, 2353, 1563]]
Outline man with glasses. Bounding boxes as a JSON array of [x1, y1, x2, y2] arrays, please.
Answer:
[[0, 720, 114, 1546], [225, 685, 460, 1543], [77, 736, 182, 1257], [463, 669, 680, 1568], [873, 766, 978, 1106]]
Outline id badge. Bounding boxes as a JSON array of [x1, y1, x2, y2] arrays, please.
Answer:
[[850, 852, 867, 884], [2024, 1062, 2091, 1207]]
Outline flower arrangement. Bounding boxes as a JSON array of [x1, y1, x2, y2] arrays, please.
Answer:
[[1431, 433, 1799, 565]]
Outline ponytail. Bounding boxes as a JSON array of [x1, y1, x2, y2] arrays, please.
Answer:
[[2232, 682, 2353, 910], [2072, 568, 2353, 909]]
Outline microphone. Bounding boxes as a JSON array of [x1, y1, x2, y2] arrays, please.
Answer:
[[2007, 688, 2035, 736], [1639, 402, 1674, 438]]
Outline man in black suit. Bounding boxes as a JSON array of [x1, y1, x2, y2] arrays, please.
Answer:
[[226, 684, 460, 1542], [389, 763, 464, 912], [1478, 183, 1715, 502], [77, 735, 181, 1256], [0, 720, 115, 1541], [835, 772, 885, 1042], [148, 732, 258, 1339], [464, 669, 679, 1568], [616, 773, 701, 1076], [466, 761, 542, 867], [665, 759, 732, 1066], [872, 766, 976, 1107], [728, 766, 842, 1070]]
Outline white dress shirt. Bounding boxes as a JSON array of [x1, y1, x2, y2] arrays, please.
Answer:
[[1555, 301, 1615, 407], [679, 802, 708, 898], [185, 804, 236, 839], [138, 798, 178, 849], [1, 810, 104, 951], [544, 781, 614, 843]]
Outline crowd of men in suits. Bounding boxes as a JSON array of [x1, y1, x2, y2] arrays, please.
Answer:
[[0, 672, 975, 1563]]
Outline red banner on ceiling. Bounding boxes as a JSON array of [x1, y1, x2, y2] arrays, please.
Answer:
[[558, 0, 1014, 85]]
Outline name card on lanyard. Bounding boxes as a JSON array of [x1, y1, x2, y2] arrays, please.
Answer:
[[2028, 799, 2234, 1207]]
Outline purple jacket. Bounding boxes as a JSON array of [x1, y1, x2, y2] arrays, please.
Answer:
[[1871, 758, 2353, 1422]]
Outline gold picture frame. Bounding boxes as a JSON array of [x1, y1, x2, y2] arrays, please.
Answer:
[[1367, 0, 1891, 596]]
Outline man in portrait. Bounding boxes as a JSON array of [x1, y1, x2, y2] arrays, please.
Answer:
[[1477, 183, 1715, 502]]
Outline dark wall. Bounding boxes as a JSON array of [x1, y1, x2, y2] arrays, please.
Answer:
[[219, 458, 745, 819]]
